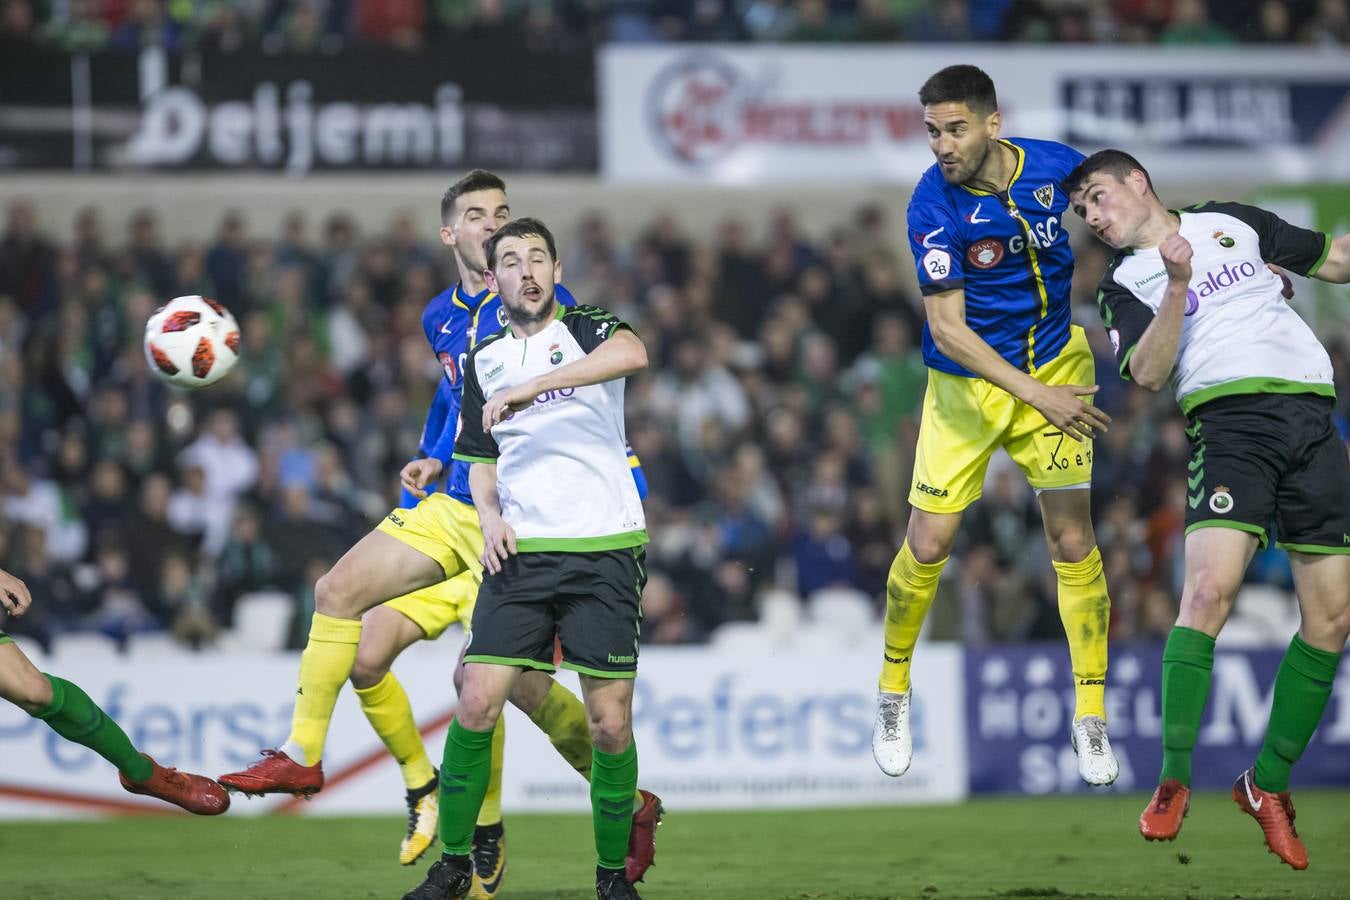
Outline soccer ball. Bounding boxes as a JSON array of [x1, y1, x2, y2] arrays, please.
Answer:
[[143, 295, 241, 389]]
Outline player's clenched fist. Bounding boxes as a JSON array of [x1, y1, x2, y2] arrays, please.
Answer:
[[0, 567, 33, 617], [1161, 232, 1193, 283]]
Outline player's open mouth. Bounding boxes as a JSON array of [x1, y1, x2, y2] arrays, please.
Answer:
[[522, 285, 542, 299]]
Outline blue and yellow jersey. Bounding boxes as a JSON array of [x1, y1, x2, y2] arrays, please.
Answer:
[[405, 282, 646, 507], [906, 137, 1084, 378]]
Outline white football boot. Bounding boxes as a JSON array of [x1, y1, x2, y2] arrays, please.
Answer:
[[1071, 715, 1120, 786], [872, 689, 913, 777]]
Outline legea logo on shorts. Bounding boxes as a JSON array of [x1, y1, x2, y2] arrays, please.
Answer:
[[1185, 261, 1259, 315]]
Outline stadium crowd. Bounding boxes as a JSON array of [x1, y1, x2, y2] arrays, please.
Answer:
[[0, 0, 1346, 50], [0, 195, 1342, 652]]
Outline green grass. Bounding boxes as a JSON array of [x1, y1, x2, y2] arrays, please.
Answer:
[[2, 790, 1347, 899]]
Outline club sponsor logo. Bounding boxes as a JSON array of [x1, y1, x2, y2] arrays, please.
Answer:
[[967, 238, 1005, 269]]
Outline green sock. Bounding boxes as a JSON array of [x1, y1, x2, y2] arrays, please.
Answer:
[[1254, 635, 1341, 793], [1159, 626, 1215, 786], [32, 675, 153, 782], [439, 718, 495, 856], [591, 741, 638, 871]]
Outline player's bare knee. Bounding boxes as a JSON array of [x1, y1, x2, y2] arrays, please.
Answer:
[[1179, 578, 1235, 632], [1046, 528, 1094, 564], [1303, 600, 1350, 648], [349, 654, 387, 691], [586, 705, 632, 752], [3, 669, 53, 713], [906, 530, 953, 565], [456, 685, 503, 731], [314, 569, 361, 619], [452, 659, 466, 696]]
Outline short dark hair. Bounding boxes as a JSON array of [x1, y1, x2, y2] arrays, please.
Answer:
[[1064, 149, 1155, 199], [918, 65, 998, 116], [440, 169, 507, 224], [484, 217, 558, 271]]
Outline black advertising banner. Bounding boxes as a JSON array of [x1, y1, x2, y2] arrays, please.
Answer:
[[0, 44, 595, 173]]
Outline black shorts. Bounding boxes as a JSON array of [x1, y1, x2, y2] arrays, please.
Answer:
[[1184, 393, 1350, 552], [464, 548, 647, 679]]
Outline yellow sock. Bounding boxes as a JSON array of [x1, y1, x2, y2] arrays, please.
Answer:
[[1052, 546, 1110, 720], [476, 715, 506, 827], [355, 671, 435, 790], [528, 680, 595, 782], [286, 613, 362, 766], [879, 541, 947, 694]]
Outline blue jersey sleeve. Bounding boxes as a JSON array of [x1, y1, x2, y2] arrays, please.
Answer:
[[627, 444, 648, 500], [906, 182, 965, 297]]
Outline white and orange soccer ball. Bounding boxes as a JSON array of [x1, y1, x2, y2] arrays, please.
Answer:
[[143, 295, 241, 389]]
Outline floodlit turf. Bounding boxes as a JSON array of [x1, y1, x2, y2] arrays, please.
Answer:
[[2, 790, 1347, 899]]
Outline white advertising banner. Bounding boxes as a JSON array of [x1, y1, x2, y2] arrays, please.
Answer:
[[0, 640, 966, 818], [599, 45, 1350, 184]]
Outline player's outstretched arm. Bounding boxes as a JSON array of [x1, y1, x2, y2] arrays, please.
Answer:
[[1127, 232, 1192, 392], [483, 330, 648, 432], [1312, 233, 1350, 283], [925, 288, 1109, 441], [0, 567, 32, 618]]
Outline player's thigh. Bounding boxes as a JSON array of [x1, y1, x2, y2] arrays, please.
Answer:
[[910, 368, 1012, 514], [509, 667, 557, 716], [375, 494, 485, 583], [463, 552, 560, 675], [1007, 327, 1096, 490], [319, 529, 446, 617], [556, 548, 644, 681], [385, 567, 481, 644], [0, 639, 52, 709], [1287, 552, 1350, 650], [1178, 526, 1261, 635], [352, 604, 429, 687]]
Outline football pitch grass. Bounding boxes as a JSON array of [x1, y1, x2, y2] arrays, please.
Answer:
[[3, 789, 1348, 899]]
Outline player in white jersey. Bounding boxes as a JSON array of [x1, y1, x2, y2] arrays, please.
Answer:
[[403, 218, 649, 900], [1067, 149, 1350, 869]]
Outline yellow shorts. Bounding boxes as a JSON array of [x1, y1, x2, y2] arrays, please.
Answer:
[[910, 325, 1096, 515], [376, 493, 485, 640]]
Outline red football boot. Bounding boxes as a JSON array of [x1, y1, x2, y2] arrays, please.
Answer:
[[1233, 768, 1309, 870], [120, 755, 230, 815], [1139, 778, 1190, 841], [218, 749, 324, 797], [625, 789, 664, 883]]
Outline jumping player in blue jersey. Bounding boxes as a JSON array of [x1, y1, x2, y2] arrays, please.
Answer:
[[872, 66, 1119, 787], [220, 172, 661, 896]]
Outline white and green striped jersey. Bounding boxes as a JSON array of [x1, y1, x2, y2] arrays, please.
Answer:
[[1098, 201, 1333, 414], [453, 303, 646, 552]]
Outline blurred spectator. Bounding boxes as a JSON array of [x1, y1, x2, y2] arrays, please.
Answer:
[[108, 0, 183, 50], [0, 193, 1323, 654]]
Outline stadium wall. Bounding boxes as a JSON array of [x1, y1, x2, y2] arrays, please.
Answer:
[[2, 641, 1347, 819]]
